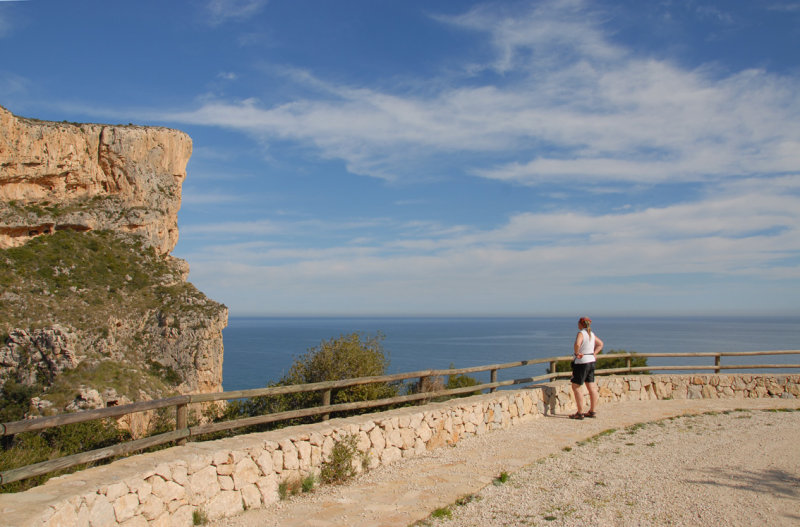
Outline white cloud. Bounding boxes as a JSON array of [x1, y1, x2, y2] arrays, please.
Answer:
[[165, 1, 800, 187], [182, 176, 800, 314]]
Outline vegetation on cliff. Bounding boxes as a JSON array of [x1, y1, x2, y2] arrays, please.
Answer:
[[0, 229, 224, 414]]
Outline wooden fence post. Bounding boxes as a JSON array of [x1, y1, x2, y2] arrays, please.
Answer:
[[321, 389, 332, 421], [490, 369, 498, 393], [176, 403, 188, 446], [715, 355, 721, 374], [549, 361, 557, 379], [626, 356, 632, 372]]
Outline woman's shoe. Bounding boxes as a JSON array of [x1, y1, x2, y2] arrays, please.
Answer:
[[584, 411, 596, 418], [569, 412, 584, 420]]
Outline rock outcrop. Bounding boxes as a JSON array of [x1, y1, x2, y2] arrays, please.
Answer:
[[0, 105, 227, 416], [0, 105, 191, 254]]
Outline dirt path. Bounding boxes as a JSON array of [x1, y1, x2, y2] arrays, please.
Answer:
[[210, 398, 800, 527]]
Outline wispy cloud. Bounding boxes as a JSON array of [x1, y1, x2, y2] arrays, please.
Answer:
[[180, 175, 800, 314], [165, 0, 800, 187], [204, 0, 268, 26]]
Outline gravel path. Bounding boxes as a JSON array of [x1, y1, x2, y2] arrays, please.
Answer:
[[423, 409, 800, 527]]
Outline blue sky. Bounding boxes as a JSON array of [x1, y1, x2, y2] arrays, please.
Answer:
[[1, 0, 799, 317]]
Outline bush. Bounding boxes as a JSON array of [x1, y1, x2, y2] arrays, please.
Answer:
[[547, 349, 649, 375], [319, 433, 363, 485], [0, 418, 130, 493], [224, 332, 398, 427]]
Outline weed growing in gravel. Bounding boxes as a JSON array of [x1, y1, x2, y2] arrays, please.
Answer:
[[492, 471, 511, 485], [302, 473, 316, 493], [192, 508, 208, 525], [562, 446, 572, 452], [431, 507, 452, 519], [455, 494, 478, 506]]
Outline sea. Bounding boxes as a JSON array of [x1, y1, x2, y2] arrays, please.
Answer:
[[221, 316, 799, 392]]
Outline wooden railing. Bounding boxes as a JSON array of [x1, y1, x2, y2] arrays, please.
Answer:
[[2, 350, 799, 486]]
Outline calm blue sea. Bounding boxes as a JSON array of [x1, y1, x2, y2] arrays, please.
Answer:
[[221, 316, 799, 391]]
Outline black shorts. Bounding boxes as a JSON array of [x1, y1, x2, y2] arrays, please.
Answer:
[[571, 362, 595, 386]]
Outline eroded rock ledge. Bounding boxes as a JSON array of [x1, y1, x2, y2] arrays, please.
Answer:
[[0, 105, 191, 254]]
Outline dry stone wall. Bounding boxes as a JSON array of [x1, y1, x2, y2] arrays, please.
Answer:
[[1, 373, 797, 527]]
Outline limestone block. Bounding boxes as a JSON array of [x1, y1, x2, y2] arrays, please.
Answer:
[[151, 477, 185, 503], [359, 421, 377, 432], [119, 515, 148, 527], [356, 430, 371, 452], [255, 451, 273, 475], [280, 440, 299, 471], [218, 476, 234, 491], [241, 484, 262, 510], [688, 385, 703, 399], [88, 495, 116, 527], [171, 505, 195, 527], [172, 465, 189, 487], [295, 440, 312, 463], [188, 465, 221, 504], [256, 475, 279, 506], [44, 503, 77, 527], [311, 445, 322, 467], [701, 385, 716, 398], [154, 463, 172, 481], [113, 494, 140, 523], [400, 428, 416, 449], [464, 422, 476, 434], [213, 450, 233, 466], [232, 458, 260, 490], [380, 447, 402, 465], [309, 431, 326, 446], [272, 449, 284, 472], [628, 379, 641, 392], [409, 412, 424, 429], [206, 491, 242, 521], [369, 426, 386, 451], [149, 512, 173, 527], [76, 503, 90, 527], [387, 429, 403, 448], [105, 482, 129, 502], [138, 494, 165, 521], [398, 415, 411, 428], [417, 421, 432, 443], [186, 453, 213, 474], [216, 462, 234, 476]]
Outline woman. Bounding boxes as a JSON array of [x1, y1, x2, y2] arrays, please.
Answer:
[[570, 316, 603, 419]]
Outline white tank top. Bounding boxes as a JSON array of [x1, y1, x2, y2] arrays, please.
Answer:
[[575, 329, 596, 364]]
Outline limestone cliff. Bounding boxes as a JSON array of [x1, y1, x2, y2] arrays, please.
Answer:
[[0, 105, 227, 419], [0, 105, 190, 254]]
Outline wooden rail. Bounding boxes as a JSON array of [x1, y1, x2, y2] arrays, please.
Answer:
[[1, 350, 798, 486]]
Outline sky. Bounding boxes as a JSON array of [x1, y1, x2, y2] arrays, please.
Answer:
[[1, 0, 799, 317]]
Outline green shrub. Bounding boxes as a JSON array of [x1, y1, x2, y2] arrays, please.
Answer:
[[0, 418, 130, 493], [225, 332, 398, 428], [0, 381, 42, 424], [319, 433, 363, 485], [547, 349, 649, 375]]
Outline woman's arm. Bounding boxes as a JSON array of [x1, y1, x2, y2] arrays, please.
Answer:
[[594, 335, 604, 354], [574, 332, 583, 358]]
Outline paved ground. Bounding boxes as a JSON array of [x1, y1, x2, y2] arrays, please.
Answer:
[[210, 397, 800, 527]]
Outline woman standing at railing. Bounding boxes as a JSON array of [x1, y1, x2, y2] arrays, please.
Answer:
[[570, 316, 603, 419]]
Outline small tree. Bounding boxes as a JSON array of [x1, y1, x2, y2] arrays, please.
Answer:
[[226, 332, 398, 425]]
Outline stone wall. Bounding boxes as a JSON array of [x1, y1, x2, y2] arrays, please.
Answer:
[[1, 373, 798, 527]]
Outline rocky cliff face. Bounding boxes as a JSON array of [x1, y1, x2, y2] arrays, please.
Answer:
[[0, 105, 227, 419], [0, 105, 190, 254]]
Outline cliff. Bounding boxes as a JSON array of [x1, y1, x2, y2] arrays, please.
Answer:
[[0, 105, 227, 424]]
